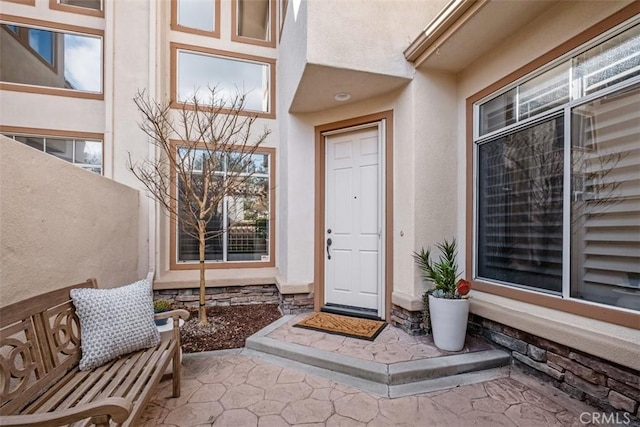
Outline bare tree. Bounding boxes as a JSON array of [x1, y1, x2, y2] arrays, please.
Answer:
[[128, 87, 271, 325]]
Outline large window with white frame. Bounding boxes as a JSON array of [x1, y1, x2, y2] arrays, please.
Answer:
[[474, 20, 640, 311], [173, 44, 274, 117], [175, 147, 273, 265], [2, 133, 103, 174], [0, 20, 102, 95]]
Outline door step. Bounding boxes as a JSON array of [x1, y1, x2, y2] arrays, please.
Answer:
[[244, 316, 511, 397], [321, 304, 381, 320]]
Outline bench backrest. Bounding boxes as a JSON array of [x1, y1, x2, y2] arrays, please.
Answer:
[[0, 279, 96, 414]]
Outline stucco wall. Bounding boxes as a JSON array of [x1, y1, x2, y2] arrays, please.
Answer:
[[307, 0, 447, 78], [0, 136, 141, 306]]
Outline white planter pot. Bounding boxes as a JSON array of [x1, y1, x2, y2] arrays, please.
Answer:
[[428, 294, 470, 352]]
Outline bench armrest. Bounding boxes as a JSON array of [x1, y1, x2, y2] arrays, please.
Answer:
[[154, 308, 190, 321], [0, 397, 132, 426]]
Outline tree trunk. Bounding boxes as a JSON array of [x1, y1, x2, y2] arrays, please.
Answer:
[[198, 224, 208, 326]]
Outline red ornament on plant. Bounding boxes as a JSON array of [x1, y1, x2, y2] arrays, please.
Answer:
[[456, 279, 471, 297]]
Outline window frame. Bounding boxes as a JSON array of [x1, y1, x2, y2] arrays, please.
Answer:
[[231, 0, 277, 48], [1, 0, 35, 6], [170, 0, 220, 39], [169, 143, 276, 270], [465, 5, 640, 328], [170, 42, 276, 119], [279, 0, 288, 41], [0, 14, 104, 99], [49, 0, 104, 18], [0, 125, 104, 174]]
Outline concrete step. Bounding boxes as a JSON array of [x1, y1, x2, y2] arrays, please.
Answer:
[[244, 315, 511, 397]]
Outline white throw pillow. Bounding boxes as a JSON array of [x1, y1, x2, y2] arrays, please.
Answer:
[[71, 279, 161, 371]]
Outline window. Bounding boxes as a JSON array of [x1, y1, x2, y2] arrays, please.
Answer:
[[175, 148, 274, 266], [172, 44, 275, 117], [474, 21, 640, 311], [171, 0, 220, 38], [58, 0, 101, 10], [0, 20, 103, 96], [2, 24, 55, 68], [232, 0, 276, 47], [2, 133, 103, 173], [49, 0, 104, 17]]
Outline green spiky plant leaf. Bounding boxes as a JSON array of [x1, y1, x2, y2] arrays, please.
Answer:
[[412, 238, 461, 299]]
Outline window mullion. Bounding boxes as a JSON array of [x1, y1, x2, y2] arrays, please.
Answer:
[[562, 108, 572, 299], [222, 158, 228, 262]]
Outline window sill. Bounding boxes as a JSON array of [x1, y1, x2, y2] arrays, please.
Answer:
[[154, 267, 279, 289], [470, 290, 640, 371]]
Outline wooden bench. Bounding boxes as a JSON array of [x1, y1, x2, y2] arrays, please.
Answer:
[[0, 279, 189, 426]]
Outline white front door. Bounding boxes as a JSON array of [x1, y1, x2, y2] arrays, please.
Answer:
[[324, 124, 384, 314]]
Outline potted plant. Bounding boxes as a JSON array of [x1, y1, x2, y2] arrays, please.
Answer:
[[153, 299, 172, 326], [413, 238, 471, 351]]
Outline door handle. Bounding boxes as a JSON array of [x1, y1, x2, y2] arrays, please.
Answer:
[[326, 238, 332, 260]]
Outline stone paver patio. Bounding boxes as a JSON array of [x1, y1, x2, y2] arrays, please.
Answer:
[[141, 315, 602, 427], [266, 314, 493, 363], [141, 350, 597, 426]]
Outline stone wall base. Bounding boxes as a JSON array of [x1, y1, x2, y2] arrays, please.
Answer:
[[279, 292, 314, 315], [154, 284, 314, 315], [469, 314, 640, 420], [390, 304, 426, 335]]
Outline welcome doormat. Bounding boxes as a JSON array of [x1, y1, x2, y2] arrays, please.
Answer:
[[293, 312, 386, 341]]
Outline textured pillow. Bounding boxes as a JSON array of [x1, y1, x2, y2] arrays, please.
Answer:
[[71, 279, 160, 371]]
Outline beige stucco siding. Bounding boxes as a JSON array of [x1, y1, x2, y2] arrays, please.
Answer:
[[0, 136, 141, 306]]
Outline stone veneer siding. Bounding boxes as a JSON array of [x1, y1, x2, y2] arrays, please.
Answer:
[[390, 304, 427, 335], [154, 284, 314, 315], [279, 292, 314, 315], [468, 314, 640, 420]]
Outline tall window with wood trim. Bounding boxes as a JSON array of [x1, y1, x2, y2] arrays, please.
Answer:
[[175, 148, 274, 265], [473, 20, 640, 311]]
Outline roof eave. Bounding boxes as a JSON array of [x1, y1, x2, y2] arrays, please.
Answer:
[[404, 0, 488, 66]]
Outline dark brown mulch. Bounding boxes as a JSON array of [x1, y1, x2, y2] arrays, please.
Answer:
[[180, 304, 282, 353]]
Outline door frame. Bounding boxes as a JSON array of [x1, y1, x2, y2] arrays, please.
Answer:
[[314, 111, 394, 321]]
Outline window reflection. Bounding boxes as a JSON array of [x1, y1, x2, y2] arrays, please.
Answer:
[[177, 50, 269, 113], [2, 133, 102, 173], [178, 0, 215, 32], [237, 0, 270, 41], [60, 0, 102, 11], [0, 23, 102, 93]]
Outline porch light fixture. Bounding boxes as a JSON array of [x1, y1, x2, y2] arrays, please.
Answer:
[[334, 92, 351, 101]]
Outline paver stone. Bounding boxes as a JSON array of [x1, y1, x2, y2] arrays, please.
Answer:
[[277, 368, 306, 384], [432, 390, 474, 414], [213, 408, 258, 426], [281, 398, 333, 424], [248, 399, 287, 416], [334, 393, 379, 423], [265, 382, 313, 403], [164, 402, 223, 426], [258, 414, 289, 427], [247, 364, 282, 388], [220, 383, 265, 409], [505, 402, 565, 427], [378, 395, 420, 424], [326, 414, 368, 427], [189, 383, 227, 403]]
